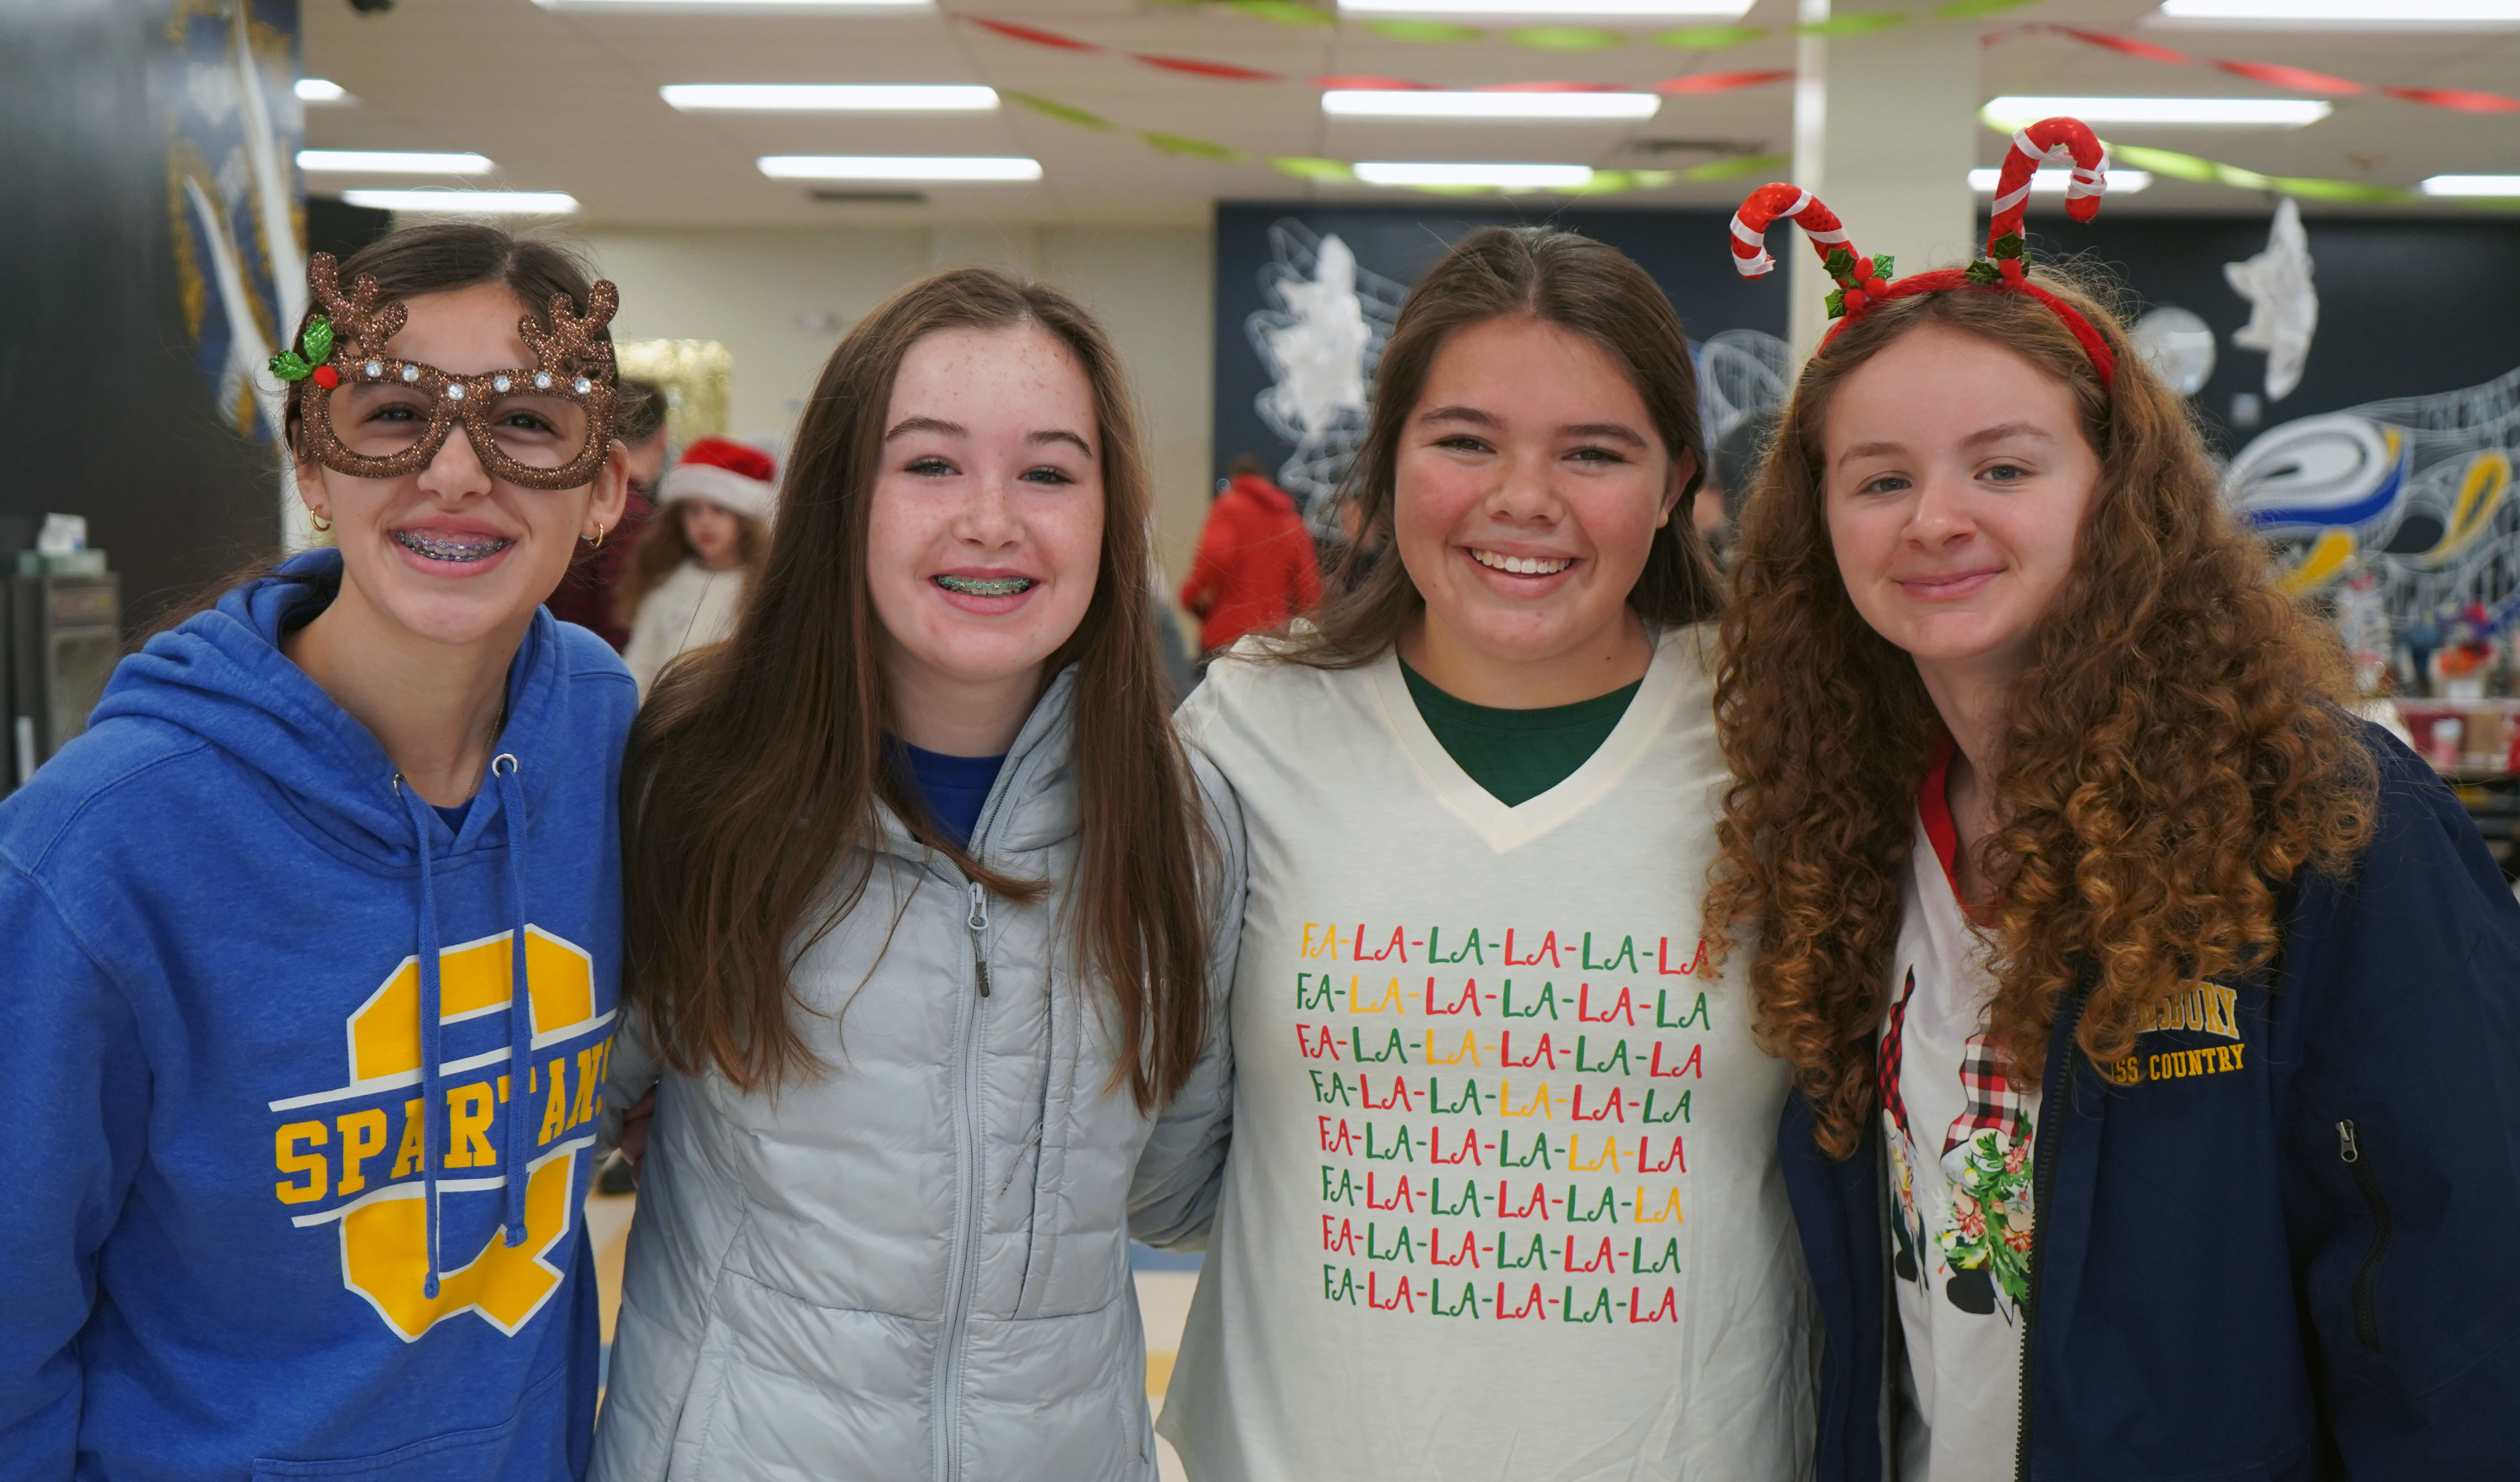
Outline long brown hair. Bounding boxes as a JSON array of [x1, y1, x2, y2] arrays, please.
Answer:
[[1289, 226, 1722, 665], [611, 498, 770, 630], [1704, 272, 2376, 1159], [621, 268, 1212, 1108]]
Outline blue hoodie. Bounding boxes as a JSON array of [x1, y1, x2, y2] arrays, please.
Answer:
[[0, 550, 635, 1481]]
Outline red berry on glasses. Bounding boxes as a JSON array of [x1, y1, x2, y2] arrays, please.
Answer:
[[312, 365, 340, 389]]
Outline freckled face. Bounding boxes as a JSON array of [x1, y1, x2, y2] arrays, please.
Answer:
[[865, 324, 1105, 694], [1393, 315, 1687, 670], [296, 283, 626, 648], [1822, 324, 2100, 687]]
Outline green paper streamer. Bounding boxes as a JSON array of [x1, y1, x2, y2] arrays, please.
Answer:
[[1681, 152, 1789, 182], [1503, 25, 1626, 50], [1794, 13, 1907, 35], [1271, 156, 1359, 182], [1142, 131, 1249, 161], [1360, 18, 1484, 40], [1004, 92, 1115, 130], [1934, 0, 2041, 15], [1225, 0, 1333, 25], [1650, 24, 1767, 48], [1565, 169, 1678, 195], [302, 316, 333, 366]]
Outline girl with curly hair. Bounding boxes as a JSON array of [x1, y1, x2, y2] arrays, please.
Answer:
[[1706, 162, 2520, 1481]]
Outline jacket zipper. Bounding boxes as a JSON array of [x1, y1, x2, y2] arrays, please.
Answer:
[[2337, 1119, 2390, 1350], [2014, 980, 2089, 1482], [933, 882, 991, 1482], [969, 883, 992, 997], [927, 736, 1030, 1482]]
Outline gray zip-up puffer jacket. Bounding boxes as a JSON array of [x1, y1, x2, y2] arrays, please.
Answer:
[[590, 670, 1242, 1482]]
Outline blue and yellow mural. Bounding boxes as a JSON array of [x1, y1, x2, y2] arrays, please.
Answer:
[[163, 0, 304, 448]]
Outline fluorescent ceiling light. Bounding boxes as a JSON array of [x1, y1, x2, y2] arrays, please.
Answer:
[[342, 190, 578, 215], [295, 78, 351, 104], [1353, 161, 1595, 189], [1971, 167, 2153, 193], [758, 155, 1041, 181], [2154, 0, 2520, 25], [536, 0, 927, 10], [2421, 175, 2520, 195], [300, 150, 493, 174], [1324, 90, 1660, 121], [1983, 95, 2331, 128], [664, 84, 996, 111], [1340, 0, 1750, 15]]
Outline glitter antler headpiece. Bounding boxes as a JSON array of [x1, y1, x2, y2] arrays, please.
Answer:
[[277, 252, 622, 489], [1728, 116, 2116, 386]]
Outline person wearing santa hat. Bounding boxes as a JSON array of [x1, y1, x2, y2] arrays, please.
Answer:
[[618, 435, 775, 697]]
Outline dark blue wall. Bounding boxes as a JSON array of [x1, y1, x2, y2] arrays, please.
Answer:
[[1212, 200, 2520, 476], [1212, 202, 1787, 483]]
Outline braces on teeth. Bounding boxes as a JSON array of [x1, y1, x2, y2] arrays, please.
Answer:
[[934, 574, 1035, 597], [395, 529, 512, 563]]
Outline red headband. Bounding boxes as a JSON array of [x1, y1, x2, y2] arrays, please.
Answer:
[[1728, 116, 2117, 387]]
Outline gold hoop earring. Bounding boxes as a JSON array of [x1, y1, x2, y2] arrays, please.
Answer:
[[586, 522, 607, 549], [309, 512, 333, 533]]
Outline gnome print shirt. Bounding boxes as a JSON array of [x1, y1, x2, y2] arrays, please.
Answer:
[[1880, 740, 2042, 1482], [1164, 625, 1812, 1482]]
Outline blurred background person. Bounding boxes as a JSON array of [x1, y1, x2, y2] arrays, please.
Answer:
[[617, 435, 773, 697], [545, 375, 668, 649], [1178, 452, 1318, 657]]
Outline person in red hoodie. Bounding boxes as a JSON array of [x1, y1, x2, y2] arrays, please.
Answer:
[[1179, 454, 1321, 655]]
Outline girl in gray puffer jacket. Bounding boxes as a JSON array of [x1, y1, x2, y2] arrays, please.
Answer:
[[591, 268, 1240, 1482]]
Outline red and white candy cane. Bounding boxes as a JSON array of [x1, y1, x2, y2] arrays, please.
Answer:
[[1985, 116, 2108, 250], [1728, 184, 1855, 279]]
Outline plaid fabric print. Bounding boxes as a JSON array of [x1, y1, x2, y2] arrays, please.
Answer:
[[1944, 1029, 2028, 1157], [1878, 967, 1917, 1138]]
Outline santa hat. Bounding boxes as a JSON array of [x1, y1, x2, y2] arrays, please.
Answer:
[[657, 437, 777, 524]]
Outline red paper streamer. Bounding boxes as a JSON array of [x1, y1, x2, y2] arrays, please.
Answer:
[[2212, 60, 2365, 96], [1656, 68, 1795, 95], [2384, 86, 2520, 114], [1130, 53, 1281, 81], [2045, 26, 2190, 66], [967, 17, 1096, 50], [2033, 24, 2520, 115], [1312, 75, 1439, 91], [960, 14, 1795, 100]]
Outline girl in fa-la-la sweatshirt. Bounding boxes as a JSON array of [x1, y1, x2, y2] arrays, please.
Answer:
[[0, 224, 635, 1481], [1155, 227, 1814, 1481]]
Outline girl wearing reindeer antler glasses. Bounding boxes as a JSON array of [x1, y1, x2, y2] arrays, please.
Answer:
[[1706, 122, 2520, 1481], [0, 224, 635, 1478]]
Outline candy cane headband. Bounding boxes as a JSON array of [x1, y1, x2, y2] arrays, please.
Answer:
[[1729, 116, 2116, 386]]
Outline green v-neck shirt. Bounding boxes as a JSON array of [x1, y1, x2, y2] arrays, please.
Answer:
[[1398, 656, 1643, 808]]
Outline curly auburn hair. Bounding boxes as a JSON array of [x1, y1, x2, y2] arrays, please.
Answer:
[[1703, 271, 2377, 1160]]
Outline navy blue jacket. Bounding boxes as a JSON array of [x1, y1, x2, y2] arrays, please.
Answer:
[[1784, 729, 2520, 1481]]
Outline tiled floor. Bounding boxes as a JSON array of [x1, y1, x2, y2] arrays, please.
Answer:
[[585, 1188, 1197, 1479]]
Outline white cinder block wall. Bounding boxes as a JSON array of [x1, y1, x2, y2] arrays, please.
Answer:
[[574, 223, 1218, 589]]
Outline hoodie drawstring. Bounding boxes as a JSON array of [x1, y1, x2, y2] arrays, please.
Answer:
[[393, 776, 449, 1300], [491, 753, 531, 1247]]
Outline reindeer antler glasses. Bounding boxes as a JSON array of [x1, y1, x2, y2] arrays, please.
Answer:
[[273, 253, 622, 490]]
